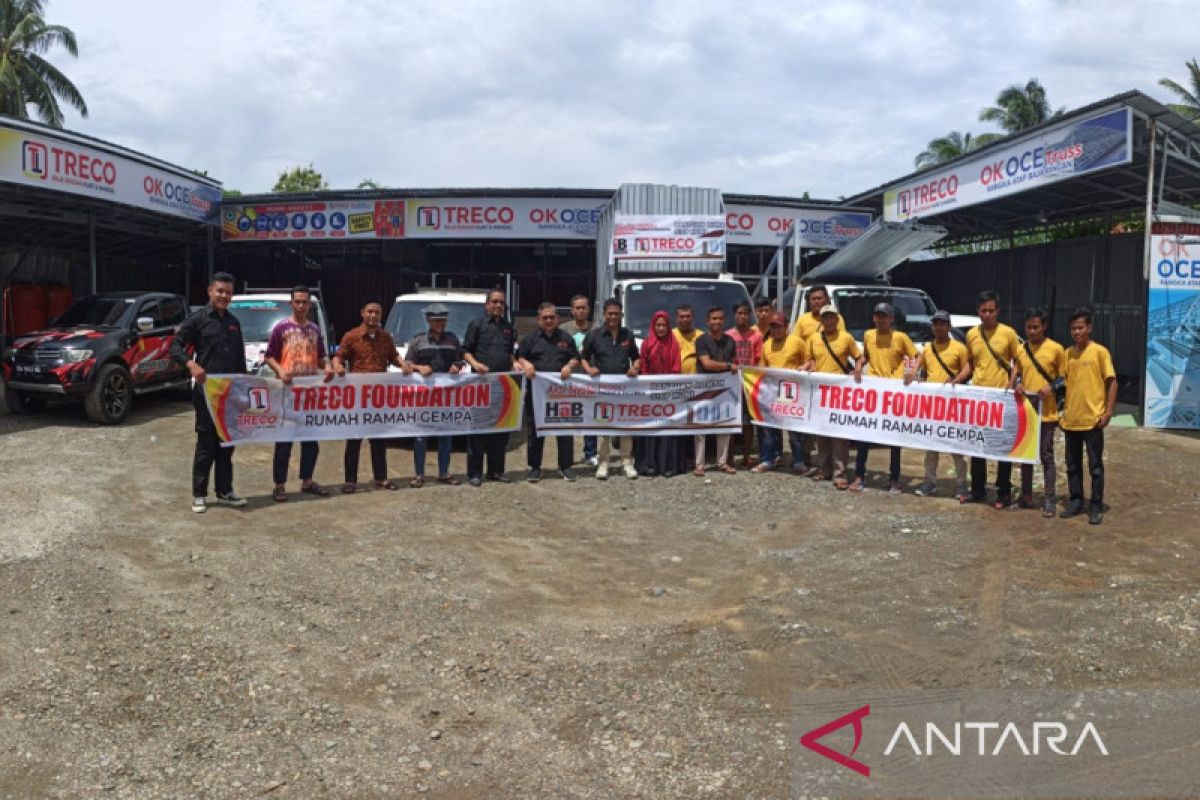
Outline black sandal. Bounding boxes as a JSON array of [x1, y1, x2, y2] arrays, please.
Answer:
[[272, 486, 288, 502], [301, 483, 330, 497]]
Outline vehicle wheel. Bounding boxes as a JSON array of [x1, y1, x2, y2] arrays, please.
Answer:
[[85, 363, 133, 424], [4, 387, 48, 415]]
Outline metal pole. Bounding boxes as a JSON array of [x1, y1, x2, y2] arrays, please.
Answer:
[[207, 224, 214, 284], [1142, 119, 1157, 282], [88, 214, 97, 293]]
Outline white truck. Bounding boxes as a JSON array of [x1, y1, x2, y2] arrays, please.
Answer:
[[228, 285, 335, 375], [384, 288, 489, 361], [612, 274, 752, 344]]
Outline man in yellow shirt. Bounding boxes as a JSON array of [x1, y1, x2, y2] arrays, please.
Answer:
[[965, 290, 1021, 508], [850, 303, 917, 494], [1010, 308, 1068, 517], [802, 305, 860, 490], [673, 304, 702, 375], [1059, 307, 1116, 525], [754, 312, 807, 473], [909, 310, 972, 501], [791, 285, 845, 341]]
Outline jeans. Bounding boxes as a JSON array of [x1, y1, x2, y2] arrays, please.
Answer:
[[344, 438, 388, 483], [583, 435, 598, 459], [273, 441, 319, 485], [192, 386, 233, 497], [1020, 421, 1058, 500], [414, 436, 452, 477], [1064, 426, 1104, 510], [760, 427, 782, 466], [855, 442, 900, 482]]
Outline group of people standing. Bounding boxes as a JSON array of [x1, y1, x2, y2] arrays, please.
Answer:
[[175, 275, 1117, 525]]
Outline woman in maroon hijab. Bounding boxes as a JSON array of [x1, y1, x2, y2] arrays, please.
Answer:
[[635, 310, 682, 477]]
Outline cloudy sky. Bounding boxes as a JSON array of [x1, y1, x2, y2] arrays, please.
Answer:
[[49, 0, 1199, 199]]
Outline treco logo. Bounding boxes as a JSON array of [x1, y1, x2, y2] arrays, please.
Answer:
[[246, 386, 271, 413], [22, 139, 117, 186], [22, 141, 48, 180]]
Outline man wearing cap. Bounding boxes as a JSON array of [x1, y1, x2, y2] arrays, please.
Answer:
[[407, 303, 465, 487], [850, 303, 917, 494], [755, 311, 807, 472], [802, 304, 860, 490], [908, 310, 972, 501], [792, 285, 845, 342], [462, 288, 518, 487], [965, 290, 1020, 508], [1009, 307, 1067, 517], [333, 300, 410, 493]]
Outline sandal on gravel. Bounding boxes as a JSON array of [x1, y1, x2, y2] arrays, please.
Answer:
[[811, 473, 829, 482], [272, 486, 288, 502], [717, 464, 737, 475], [833, 477, 849, 491], [436, 475, 461, 486], [374, 480, 400, 491], [341, 484, 357, 494], [693, 466, 705, 477], [848, 477, 865, 492], [409, 476, 425, 489], [301, 483, 330, 497]]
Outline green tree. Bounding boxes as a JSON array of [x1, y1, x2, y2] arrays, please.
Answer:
[[978, 79, 1064, 134], [914, 131, 1000, 170], [356, 178, 383, 190], [0, 0, 87, 127], [272, 164, 328, 193], [1159, 58, 1200, 120]]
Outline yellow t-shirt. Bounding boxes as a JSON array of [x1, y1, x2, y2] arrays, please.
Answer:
[[674, 328, 702, 375], [862, 329, 917, 379], [792, 310, 845, 341], [760, 334, 806, 369], [1015, 338, 1068, 423], [966, 324, 1020, 388], [1061, 341, 1115, 431], [808, 330, 860, 375], [920, 339, 969, 384]]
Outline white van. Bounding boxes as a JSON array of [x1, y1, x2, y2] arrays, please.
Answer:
[[385, 289, 490, 361], [228, 288, 334, 375], [614, 275, 753, 346]]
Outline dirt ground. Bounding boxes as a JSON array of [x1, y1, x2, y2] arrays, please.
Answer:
[[0, 390, 1198, 799]]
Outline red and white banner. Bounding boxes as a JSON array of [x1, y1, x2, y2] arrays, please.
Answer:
[[405, 196, 606, 239], [723, 205, 872, 249], [611, 214, 726, 261], [742, 367, 1040, 463]]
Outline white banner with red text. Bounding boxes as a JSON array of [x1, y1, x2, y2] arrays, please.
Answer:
[[530, 373, 742, 436], [611, 214, 726, 262], [742, 367, 1040, 463], [203, 371, 525, 444]]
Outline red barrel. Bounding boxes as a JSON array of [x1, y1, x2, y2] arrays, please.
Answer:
[[3, 285, 48, 335], [44, 284, 74, 323]]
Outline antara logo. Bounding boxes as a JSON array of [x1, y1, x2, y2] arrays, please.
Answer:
[[800, 704, 871, 777]]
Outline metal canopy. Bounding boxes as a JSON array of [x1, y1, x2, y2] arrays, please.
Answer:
[[802, 220, 947, 282], [843, 91, 1200, 243]]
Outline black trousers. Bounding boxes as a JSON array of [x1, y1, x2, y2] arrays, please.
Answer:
[[467, 433, 509, 478], [524, 392, 572, 470], [1064, 426, 1105, 510], [970, 457, 1012, 500], [273, 441, 319, 485], [344, 438, 388, 483], [192, 386, 233, 497]]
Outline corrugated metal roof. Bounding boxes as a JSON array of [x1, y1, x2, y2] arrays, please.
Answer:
[[802, 220, 947, 282]]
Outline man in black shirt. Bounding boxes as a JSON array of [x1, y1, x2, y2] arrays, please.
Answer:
[[517, 302, 580, 482], [692, 306, 738, 476], [170, 272, 248, 513], [462, 289, 517, 486], [581, 298, 640, 480]]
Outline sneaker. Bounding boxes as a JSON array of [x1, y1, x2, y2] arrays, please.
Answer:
[[888, 481, 903, 496], [751, 461, 774, 473], [487, 473, 512, 484], [848, 477, 865, 493], [585, 456, 600, 468], [1042, 499, 1056, 518], [468, 476, 483, 487], [914, 481, 937, 497], [191, 496, 207, 514], [1087, 508, 1103, 525], [596, 463, 609, 481], [527, 469, 542, 483], [623, 462, 638, 480], [215, 492, 247, 508], [1059, 502, 1084, 519], [559, 468, 577, 482]]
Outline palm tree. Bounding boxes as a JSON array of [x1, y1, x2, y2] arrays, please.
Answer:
[[0, 0, 87, 127], [979, 79, 1063, 134], [1159, 58, 1200, 120], [914, 131, 1001, 170]]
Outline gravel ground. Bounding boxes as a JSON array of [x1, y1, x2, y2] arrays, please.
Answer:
[[1, 391, 1198, 798]]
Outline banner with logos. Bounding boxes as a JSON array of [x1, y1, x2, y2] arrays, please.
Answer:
[[1144, 220, 1200, 429], [724, 205, 872, 249], [530, 373, 742, 436], [203, 371, 525, 444], [883, 107, 1133, 222], [404, 196, 606, 239], [0, 124, 220, 222], [742, 367, 1039, 463], [611, 214, 726, 261], [221, 198, 404, 241]]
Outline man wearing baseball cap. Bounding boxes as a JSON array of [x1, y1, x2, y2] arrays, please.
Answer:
[[755, 311, 807, 472], [801, 304, 860, 489], [908, 309, 972, 501], [407, 303, 465, 487], [851, 302, 917, 494]]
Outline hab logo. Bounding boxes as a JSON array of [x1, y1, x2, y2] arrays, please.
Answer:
[[22, 140, 48, 180], [594, 403, 614, 421], [246, 386, 271, 414], [544, 401, 583, 423], [417, 206, 441, 230]]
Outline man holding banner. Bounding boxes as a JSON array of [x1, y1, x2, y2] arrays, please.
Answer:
[[911, 310, 972, 500], [581, 299, 641, 480], [802, 305, 860, 490], [518, 303, 581, 482], [965, 290, 1021, 509], [463, 289, 518, 487], [850, 303, 917, 494], [755, 312, 807, 473], [693, 307, 739, 476], [1010, 308, 1067, 517]]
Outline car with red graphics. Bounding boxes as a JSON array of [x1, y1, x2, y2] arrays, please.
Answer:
[[2, 291, 191, 424]]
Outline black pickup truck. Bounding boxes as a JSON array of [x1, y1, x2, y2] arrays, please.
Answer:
[[2, 291, 191, 424]]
